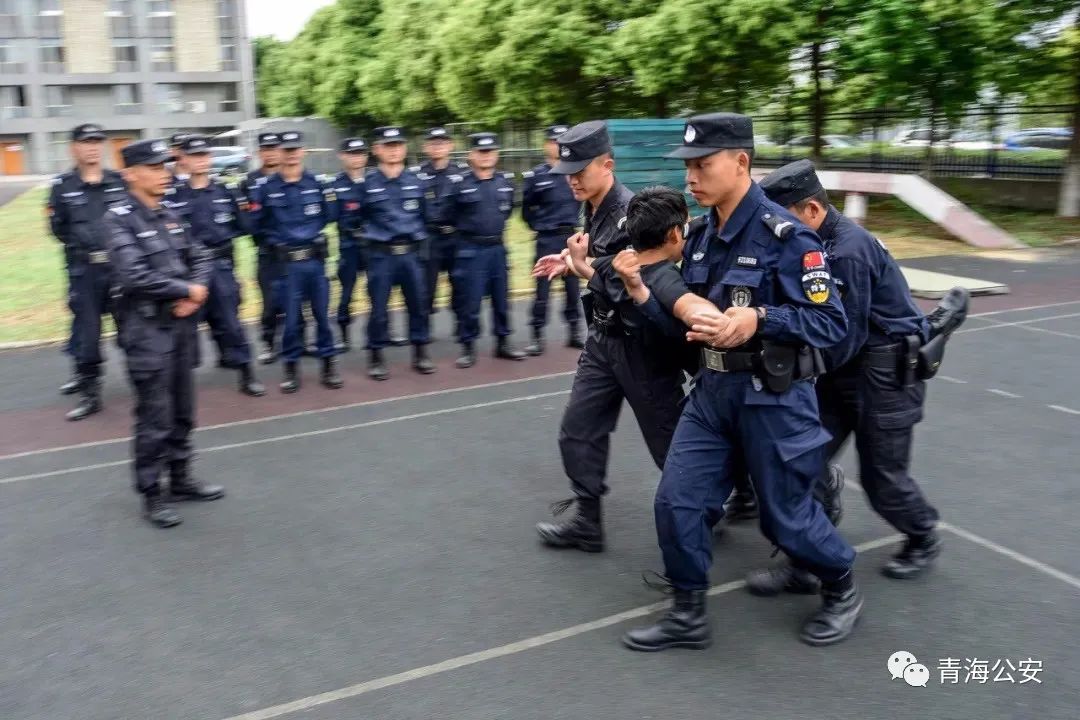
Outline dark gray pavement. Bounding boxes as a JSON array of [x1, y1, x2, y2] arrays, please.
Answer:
[[0, 250, 1078, 720]]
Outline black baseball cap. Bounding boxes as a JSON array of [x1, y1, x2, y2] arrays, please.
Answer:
[[760, 159, 824, 207], [71, 123, 106, 142], [339, 137, 368, 153], [179, 135, 212, 154], [425, 127, 451, 141], [257, 132, 282, 148], [545, 124, 570, 140], [550, 120, 611, 175], [169, 132, 191, 147], [469, 132, 500, 151], [373, 126, 407, 145], [278, 130, 304, 149], [666, 112, 754, 159], [122, 138, 172, 167]]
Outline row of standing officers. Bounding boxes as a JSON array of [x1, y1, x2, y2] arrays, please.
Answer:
[[50, 122, 586, 420]]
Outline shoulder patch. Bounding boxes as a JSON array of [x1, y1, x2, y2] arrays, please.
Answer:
[[762, 212, 794, 239], [522, 170, 534, 179], [503, 171, 515, 180], [108, 204, 131, 215], [408, 165, 420, 173], [449, 174, 464, 183]]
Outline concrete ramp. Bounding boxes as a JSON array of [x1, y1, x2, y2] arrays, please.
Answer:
[[899, 267, 1010, 299], [815, 171, 1024, 250]]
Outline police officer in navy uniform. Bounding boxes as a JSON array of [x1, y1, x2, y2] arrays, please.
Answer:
[[167, 132, 191, 178], [105, 138, 224, 528], [332, 136, 370, 352], [166, 135, 265, 397], [243, 132, 291, 363], [250, 130, 343, 393], [47, 123, 128, 420], [621, 113, 861, 650], [413, 127, 467, 328], [356, 126, 435, 380], [531, 121, 686, 553], [522, 124, 583, 356], [441, 132, 526, 368], [745, 159, 953, 595]]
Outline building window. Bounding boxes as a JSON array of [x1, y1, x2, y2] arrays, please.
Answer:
[[44, 84, 71, 116], [36, 0, 62, 38], [113, 83, 140, 114], [151, 44, 174, 72], [0, 43, 24, 73], [217, 0, 236, 37], [113, 42, 136, 72], [155, 83, 182, 114], [220, 43, 236, 71], [0, 84, 28, 119], [220, 83, 239, 112], [0, 0, 19, 39], [49, 131, 70, 166], [106, 0, 135, 38], [39, 42, 64, 73]]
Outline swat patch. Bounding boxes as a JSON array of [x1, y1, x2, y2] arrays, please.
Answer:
[[801, 252, 831, 303], [730, 286, 753, 307], [736, 256, 758, 267]]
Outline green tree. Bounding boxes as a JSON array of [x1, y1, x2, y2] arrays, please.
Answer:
[[251, 36, 285, 117]]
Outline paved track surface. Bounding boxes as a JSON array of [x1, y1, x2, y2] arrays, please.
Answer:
[[0, 249, 1077, 719]]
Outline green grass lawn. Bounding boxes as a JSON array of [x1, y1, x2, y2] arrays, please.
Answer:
[[2, 184, 1076, 344]]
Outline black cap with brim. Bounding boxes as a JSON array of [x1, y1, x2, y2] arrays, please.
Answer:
[[278, 130, 304, 149], [72, 124, 107, 142], [760, 159, 822, 207], [373, 126, 407, 145], [664, 112, 754, 159], [550, 120, 610, 175], [122, 139, 173, 167]]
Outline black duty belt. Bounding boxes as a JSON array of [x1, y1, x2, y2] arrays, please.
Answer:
[[862, 343, 903, 370], [701, 348, 759, 373], [286, 247, 315, 262], [87, 250, 110, 265], [368, 241, 418, 256], [430, 225, 456, 236], [460, 234, 503, 246]]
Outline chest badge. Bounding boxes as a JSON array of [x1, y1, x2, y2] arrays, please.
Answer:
[[214, 212, 233, 224], [730, 286, 753, 307], [403, 199, 420, 211], [691, 251, 705, 262], [498, 201, 511, 212], [304, 203, 321, 217]]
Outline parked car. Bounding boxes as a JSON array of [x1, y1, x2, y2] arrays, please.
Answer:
[[785, 134, 860, 148], [209, 146, 251, 175], [892, 128, 951, 147], [946, 131, 1002, 151], [1002, 128, 1072, 151]]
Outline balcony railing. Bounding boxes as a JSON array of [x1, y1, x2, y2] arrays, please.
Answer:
[[114, 60, 136, 72], [46, 104, 72, 117], [114, 102, 141, 115], [0, 61, 26, 73], [40, 60, 65, 73], [0, 106, 29, 120]]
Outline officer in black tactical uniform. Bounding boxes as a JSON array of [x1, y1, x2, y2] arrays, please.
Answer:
[[746, 159, 968, 595], [105, 139, 225, 528], [47, 123, 128, 421], [522, 123, 583, 356], [531, 121, 687, 553]]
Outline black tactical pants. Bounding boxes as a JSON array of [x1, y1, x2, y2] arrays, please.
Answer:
[[817, 349, 939, 537], [558, 330, 686, 499]]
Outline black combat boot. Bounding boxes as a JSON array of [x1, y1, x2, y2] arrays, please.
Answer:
[[746, 561, 822, 596], [525, 329, 545, 357], [143, 493, 182, 528], [455, 342, 476, 369], [536, 497, 604, 553], [281, 361, 299, 393], [238, 364, 266, 397], [368, 349, 389, 381], [723, 484, 759, 521], [882, 530, 942, 579], [622, 590, 711, 652], [168, 463, 226, 502], [566, 325, 584, 349], [820, 464, 845, 526], [59, 374, 82, 395], [336, 324, 351, 353], [321, 356, 344, 389], [494, 336, 526, 361], [258, 341, 276, 364], [65, 377, 102, 421], [412, 344, 436, 375], [799, 571, 863, 646]]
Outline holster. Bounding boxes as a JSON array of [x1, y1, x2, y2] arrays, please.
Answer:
[[902, 335, 920, 386], [760, 342, 797, 393], [917, 334, 946, 380], [581, 292, 595, 328]]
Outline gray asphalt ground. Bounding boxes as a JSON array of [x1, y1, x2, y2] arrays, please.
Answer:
[[0, 250, 1078, 719]]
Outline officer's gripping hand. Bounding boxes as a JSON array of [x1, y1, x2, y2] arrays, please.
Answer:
[[686, 309, 734, 347], [187, 283, 209, 304], [173, 299, 201, 318], [612, 249, 643, 289], [710, 307, 759, 348], [532, 252, 568, 280]]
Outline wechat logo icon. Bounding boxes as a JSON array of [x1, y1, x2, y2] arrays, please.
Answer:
[[889, 651, 929, 687]]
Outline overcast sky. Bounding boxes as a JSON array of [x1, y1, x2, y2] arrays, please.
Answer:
[[246, 0, 336, 40]]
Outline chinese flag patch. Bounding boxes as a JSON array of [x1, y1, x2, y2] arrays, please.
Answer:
[[802, 251, 825, 271]]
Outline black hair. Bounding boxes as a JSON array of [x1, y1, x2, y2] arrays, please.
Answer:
[[794, 188, 830, 212], [625, 185, 689, 251]]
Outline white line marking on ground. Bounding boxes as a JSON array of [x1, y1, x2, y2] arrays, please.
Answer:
[[939, 522, 1080, 592], [0, 371, 576, 463], [986, 388, 1021, 399], [1048, 404, 1080, 416], [956, 311, 1080, 334], [969, 300, 1080, 318], [938, 375, 968, 384], [0, 390, 571, 486], [1005, 324, 1080, 341], [217, 533, 901, 720]]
